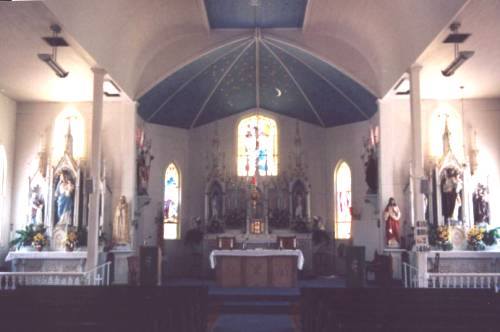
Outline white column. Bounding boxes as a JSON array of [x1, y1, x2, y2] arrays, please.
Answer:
[[410, 64, 428, 287], [409, 64, 425, 223], [86, 67, 106, 271]]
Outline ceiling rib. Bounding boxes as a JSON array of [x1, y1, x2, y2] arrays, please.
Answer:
[[190, 39, 255, 128], [146, 38, 251, 122], [261, 39, 326, 127], [264, 37, 370, 120]]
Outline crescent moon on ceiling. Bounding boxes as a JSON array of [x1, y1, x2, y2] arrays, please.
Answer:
[[275, 88, 282, 97]]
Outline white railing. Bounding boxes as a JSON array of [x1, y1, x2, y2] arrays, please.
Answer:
[[0, 262, 112, 290], [83, 261, 111, 286], [402, 262, 419, 288], [427, 273, 500, 289]]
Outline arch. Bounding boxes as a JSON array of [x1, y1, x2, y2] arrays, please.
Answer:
[[164, 162, 181, 239], [334, 160, 352, 239], [52, 108, 85, 162], [237, 114, 278, 177]]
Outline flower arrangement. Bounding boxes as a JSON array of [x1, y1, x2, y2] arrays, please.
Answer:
[[436, 226, 452, 251], [64, 231, 78, 251], [32, 232, 48, 251], [467, 226, 485, 251], [10, 224, 47, 250]]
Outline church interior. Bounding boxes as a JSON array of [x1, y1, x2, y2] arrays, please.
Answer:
[[1, 0, 500, 331]]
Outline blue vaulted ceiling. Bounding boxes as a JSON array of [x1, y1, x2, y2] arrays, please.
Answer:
[[138, 36, 377, 128]]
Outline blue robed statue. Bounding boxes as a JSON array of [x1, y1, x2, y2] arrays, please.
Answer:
[[55, 171, 74, 224]]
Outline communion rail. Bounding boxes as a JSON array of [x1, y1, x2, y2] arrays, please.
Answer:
[[403, 262, 500, 290], [0, 261, 111, 290]]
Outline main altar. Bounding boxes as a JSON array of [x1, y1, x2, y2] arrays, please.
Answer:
[[197, 122, 318, 278]]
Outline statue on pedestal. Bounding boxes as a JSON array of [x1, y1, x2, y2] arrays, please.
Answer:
[[113, 195, 130, 246], [384, 197, 401, 247]]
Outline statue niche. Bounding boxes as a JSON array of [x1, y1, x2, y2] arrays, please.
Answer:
[[48, 120, 87, 250], [266, 178, 290, 229], [224, 179, 247, 231]]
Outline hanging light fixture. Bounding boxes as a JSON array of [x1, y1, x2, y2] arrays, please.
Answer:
[[441, 22, 474, 77], [37, 24, 69, 78]]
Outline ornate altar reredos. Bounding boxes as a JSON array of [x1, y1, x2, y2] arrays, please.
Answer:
[[204, 121, 311, 238], [427, 117, 474, 226], [27, 122, 92, 250]]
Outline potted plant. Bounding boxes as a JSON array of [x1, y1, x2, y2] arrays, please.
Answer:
[[10, 224, 47, 250]]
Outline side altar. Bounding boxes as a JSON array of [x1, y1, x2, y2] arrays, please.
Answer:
[[6, 251, 88, 272]]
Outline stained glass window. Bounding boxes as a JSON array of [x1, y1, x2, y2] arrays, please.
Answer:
[[164, 163, 180, 239], [335, 161, 352, 239], [0, 145, 6, 237], [52, 108, 85, 162], [237, 115, 278, 176]]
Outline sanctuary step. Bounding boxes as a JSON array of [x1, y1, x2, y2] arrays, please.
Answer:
[[209, 288, 300, 315]]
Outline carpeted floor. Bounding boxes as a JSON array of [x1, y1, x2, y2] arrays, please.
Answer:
[[211, 314, 296, 332]]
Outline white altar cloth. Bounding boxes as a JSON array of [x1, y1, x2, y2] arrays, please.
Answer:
[[6, 251, 87, 261], [209, 249, 304, 270]]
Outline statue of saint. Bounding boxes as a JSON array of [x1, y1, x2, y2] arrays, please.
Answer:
[[441, 168, 462, 223], [384, 197, 401, 247], [294, 193, 304, 219], [113, 195, 130, 245], [31, 185, 44, 224], [211, 193, 219, 219], [55, 171, 74, 225], [473, 184, 489, 224]]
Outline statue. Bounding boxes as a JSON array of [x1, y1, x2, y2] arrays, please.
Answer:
[[294, 193, 304, 219], [30, 185, 44, 224], [473, 184, 489, 224], [211, 193, 219, 219], [384, 197, 401, 247], [441, 167, 462, 223], [54, 171, 74, 225], [113, 195, 130, 245]]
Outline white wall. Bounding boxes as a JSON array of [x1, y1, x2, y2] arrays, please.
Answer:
[[0, 93, 17, 259], [324, 119, 381, 259], [10, 100, 136, 245]]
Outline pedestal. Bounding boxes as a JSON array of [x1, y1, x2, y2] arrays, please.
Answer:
[[110, 248, 134, 284]]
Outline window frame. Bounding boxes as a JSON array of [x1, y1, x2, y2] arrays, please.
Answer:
[[334, 160, 352, 240], [163, 162, 181, 240]]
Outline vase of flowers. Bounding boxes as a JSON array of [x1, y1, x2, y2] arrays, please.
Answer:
[[436, 226, 452, 251], [32, 232, 47, 251], [467, 226, 485, 251], [64, 231, 78, 252]]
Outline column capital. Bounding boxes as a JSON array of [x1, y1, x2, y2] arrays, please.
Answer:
[[409, 63, 422, 74], [91, 67, 107, 76]]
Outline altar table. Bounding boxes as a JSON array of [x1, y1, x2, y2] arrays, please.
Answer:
[[6, 251, 88, 272], [209, 249, 304, 288]]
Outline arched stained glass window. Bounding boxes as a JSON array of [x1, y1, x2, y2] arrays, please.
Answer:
[[0, 145, 6, 237], [237, 115, 278, 176], [164, 163, 180, 239], [52, 108, 85, 162], [335, 161, 352, 239]]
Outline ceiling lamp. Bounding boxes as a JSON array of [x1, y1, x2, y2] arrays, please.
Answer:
[[37, 24, 69, 78], [441, 22, 474, 77]]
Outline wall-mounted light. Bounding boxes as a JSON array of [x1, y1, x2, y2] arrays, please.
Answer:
[[37, 24, 69, 78], [441, 22, 474, 77], [103, 80, 121, 97]]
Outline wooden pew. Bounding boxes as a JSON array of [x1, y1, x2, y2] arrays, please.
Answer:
[[301, 288, 500, 332], [0, 286, 208, 332]]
